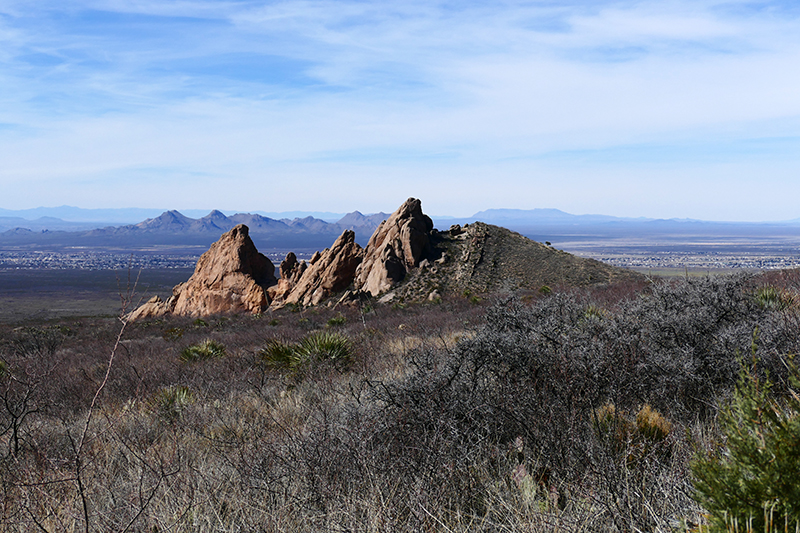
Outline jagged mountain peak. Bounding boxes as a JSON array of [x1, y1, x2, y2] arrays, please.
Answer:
[[203, 210, 229, 220], [136, 210, 192, 229]]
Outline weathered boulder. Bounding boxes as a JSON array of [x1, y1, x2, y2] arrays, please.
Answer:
[[354, 197, 433, 296], [276, 230, 364, 307], [127, 224, 277, 319], [267, 252, 308, 301], [126, 295, 171, 321]]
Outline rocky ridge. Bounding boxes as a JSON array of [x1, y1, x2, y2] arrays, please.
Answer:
[[129, 198, 644, 319], [377, 221, 644, 304]]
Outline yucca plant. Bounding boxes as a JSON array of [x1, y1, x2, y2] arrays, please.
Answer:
[[179, 339, 226, 363], [259, 339, 304, 370], [259, 332, 354, 376], [754, 286, 796, 311], [296, 331, 353, 367], [151, 385, 194, 423]]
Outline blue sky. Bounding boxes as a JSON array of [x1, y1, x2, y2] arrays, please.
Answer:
[[1, 0, 800, 220]]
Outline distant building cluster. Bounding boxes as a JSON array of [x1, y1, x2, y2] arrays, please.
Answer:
[[1, 247, 800, 273], [571, 251, 800, 271], [0, 250, 319, 270], [0, 251, 199, 270]]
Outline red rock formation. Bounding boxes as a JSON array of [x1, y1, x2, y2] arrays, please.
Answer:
[[354, 197, 433, 296], [267, 252, 308, 301], [276, 230, 364, 307], [128, 224, 276, 319], [126, 295, 170, 321], [170, 224, 276, 316], [128, 199, 440, 316]]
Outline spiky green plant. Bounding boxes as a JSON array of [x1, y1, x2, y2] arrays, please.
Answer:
[[259, 332, 353, 374], [151, 385, 194, 423], [296, 331, 353, 366], [326, 314, 346, 327], [259, 339, 304, 370], [754, 286, 795, 311], [179, 339, 226, 363]]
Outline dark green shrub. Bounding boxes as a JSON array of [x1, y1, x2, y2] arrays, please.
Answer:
[[691, 359, 800, 531], [259, 332, 353, 374], [179, 339, 226, 363], [8, 326, 67, 358], [326, 314, 346, 327], [259, 339, 303, 370], [162, 327, 184, 341]]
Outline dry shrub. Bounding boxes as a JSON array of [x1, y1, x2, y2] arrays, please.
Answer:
[[3, 272, 800, 531]]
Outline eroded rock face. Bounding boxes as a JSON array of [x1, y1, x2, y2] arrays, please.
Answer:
[[127, 295, 170, 321], [276, 230, 365, 307], [267, 252, 308, 302], [355, 197, 433, 296], [170, 224, 276, 316], [128, 224, 277, 319]]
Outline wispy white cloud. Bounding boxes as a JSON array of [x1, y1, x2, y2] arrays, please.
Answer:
[[1, 1, 800, 219]]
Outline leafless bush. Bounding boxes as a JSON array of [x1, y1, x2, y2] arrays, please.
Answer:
[[3, 272, 800, 531]]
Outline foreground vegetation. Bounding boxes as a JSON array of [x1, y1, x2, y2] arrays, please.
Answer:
[[1, 271, 800, 531]]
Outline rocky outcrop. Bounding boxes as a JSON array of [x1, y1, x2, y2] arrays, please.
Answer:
[[380, 221, 646, 303], [128, 224, 277, 319], [274, 230, 364, 307], [170, 224, 276, 316], [354, 198, 433, 296], [128, 198, 644, 318], [127, 295, 170, 321], [267, 252, 307, 301]]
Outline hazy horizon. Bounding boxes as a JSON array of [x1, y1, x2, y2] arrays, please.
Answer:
[[2, 203, 800, 225]]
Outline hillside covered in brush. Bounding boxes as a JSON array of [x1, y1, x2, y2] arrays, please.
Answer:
[[2, 270, 800, 531]]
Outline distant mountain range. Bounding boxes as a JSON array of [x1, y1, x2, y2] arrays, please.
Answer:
[[0, 206, 349, 224], [0, 209, 391, 251], [3, 205, 800, 253]]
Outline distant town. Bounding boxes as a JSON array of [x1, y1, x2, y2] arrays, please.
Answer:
[[574, 251, 800, 272], [0, 250, 313, 270], [3, 248, 800, 273]]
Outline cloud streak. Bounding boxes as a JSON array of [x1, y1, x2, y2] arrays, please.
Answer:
[[1, 0, 799, 219]]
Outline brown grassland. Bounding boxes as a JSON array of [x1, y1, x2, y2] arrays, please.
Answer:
[[1, 270, 800, 531]]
